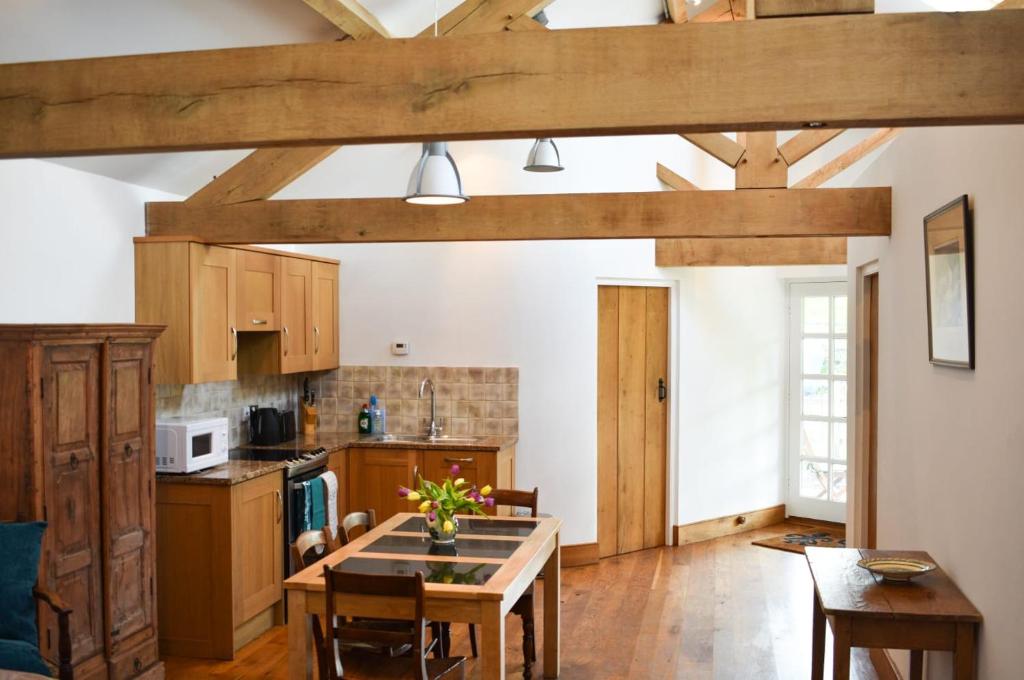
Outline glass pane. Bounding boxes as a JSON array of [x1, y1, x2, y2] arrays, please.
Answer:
[[834, 295, 848, 334], [802, 380, 830, 417], [832, 339, 848, 376], [802, 338, 830, 375], [830, 464, 848, 503], [803, 296, 830, 334], [800, 460, 830, 500], [832, 379, 847, 417], [800, 421, 829, 460], [831, 422, 847, 461]]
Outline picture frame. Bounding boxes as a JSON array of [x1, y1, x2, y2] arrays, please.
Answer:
[[923, 194, 974, 369]]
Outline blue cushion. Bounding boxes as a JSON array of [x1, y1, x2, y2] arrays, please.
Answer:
[[0, 638, 51, 676], [0, 521, 47, 645]]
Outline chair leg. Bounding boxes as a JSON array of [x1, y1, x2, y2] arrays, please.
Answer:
[[468, 623, 478, 658], [442, 622, 452, 658], [521, 611, 536, 679]]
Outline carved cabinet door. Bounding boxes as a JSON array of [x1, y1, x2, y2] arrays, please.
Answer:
[[102, 342, 156, 651], [40, 344, 106, 671]]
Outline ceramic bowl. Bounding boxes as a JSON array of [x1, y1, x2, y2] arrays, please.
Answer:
[[857, 557, 937, 583]]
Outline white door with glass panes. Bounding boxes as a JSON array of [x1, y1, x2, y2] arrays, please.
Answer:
[[788, 281, 849, 522]]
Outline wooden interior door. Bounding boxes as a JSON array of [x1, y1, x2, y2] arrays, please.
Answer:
[[232, 473, 283, 622], [311, 261, 339, 371], [867, 273, 879, 549], [348, 448, 421, 522], [102, 342, 156, 651], [280, 257, 313, 374], [237, 251, 281, 331], [190, 243, 237, 383], [597, 285, 669, 558], [40, 344, 106, 671]]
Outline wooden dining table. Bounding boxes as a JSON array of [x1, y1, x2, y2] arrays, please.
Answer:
[[284, 512, 562, 679]]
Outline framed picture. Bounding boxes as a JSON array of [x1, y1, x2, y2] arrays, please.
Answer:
[[923, 195, 974, 369]]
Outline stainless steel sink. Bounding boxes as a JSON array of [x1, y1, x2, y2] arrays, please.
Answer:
[[367, 434, 482, 444]]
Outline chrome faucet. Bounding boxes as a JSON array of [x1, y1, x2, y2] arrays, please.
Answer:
[[418, 378, 441, 438]]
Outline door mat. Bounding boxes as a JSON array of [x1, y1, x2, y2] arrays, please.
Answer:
[[752, 527, 846, 555]]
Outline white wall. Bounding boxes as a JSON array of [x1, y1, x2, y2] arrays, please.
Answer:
[[847, 125, 1024, 679], [0, 159, 180, 322]]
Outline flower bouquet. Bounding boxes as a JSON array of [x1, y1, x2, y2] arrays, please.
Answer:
[[398, 463, 494, 545]]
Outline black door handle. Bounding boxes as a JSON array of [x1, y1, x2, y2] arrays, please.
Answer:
[[658, 378, 667, 402]]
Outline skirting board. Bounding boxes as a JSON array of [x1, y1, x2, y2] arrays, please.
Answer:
[[561, 542, 599, 567], [870, 649, 902, 680], [673, 504, 787, 546]]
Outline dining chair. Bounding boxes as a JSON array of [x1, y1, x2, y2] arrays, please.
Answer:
[[335, 509, 377, 548], [466, 487, 540, 679], [321, 569, 466, 680]]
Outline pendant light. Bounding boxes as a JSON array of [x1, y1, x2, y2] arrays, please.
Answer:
[[404, 0, 468, 205], [524, 138, 564, 173], [404, 142, 469, 205]]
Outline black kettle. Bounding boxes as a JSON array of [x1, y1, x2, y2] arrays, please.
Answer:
[[249, 406, 284, 445]]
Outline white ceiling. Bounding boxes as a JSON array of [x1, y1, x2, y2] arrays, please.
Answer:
[[0, 0, 989, 196]]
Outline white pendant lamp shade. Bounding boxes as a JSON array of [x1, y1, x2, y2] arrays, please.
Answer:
[[524, 138, 564, 172], [404, 142, 468, 205]]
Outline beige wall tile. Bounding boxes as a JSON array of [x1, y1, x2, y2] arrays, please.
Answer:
[[467, 368, 485, 384]]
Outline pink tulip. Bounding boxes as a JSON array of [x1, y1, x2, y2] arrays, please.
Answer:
[[450, 464, 461, 476], [428, 511, 436, 522], [397, 486, 410, 497], [432, 501, 439, 508], [484, 497, 495, 507]]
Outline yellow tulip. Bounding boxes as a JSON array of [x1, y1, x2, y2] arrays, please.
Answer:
[[479, 485, 492, 497], [407, 491, 421, 502], [419, 500, 432, 513], [454, 478, 465, 487], [443, 520, 454, 534]]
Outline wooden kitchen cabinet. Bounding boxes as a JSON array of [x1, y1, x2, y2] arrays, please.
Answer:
[[0, 325, 164, 680], [280, 256, 314, 374], [236, 250, 281, 331], [312, 260, 340, 371], [156, 472, 283, 660]]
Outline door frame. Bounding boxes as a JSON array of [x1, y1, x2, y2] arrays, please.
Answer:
[[595, 277, 679, 548], [849, 261, 880, 548]]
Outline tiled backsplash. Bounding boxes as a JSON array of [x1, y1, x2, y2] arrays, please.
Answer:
[[155, 366, 519, 446], [306, 366, 519, 437], [156, 375, 301, 448]]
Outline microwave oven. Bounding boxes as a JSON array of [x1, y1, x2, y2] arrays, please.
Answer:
[[156, 416, 229, 473]]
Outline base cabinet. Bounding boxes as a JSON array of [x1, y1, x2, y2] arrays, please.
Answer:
[[0, 324, 165, 680], [347, 446, 515, 521], [155, 472, 283, 659]]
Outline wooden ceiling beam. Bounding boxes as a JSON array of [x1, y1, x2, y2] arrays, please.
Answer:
[[417, 0, 555, 37], [754, 0, 873, 19], [145, 187, 890, 243], [656, 163, 700, 191], [680, 133, 746, 168], [792, 128, 899, 188], [2, 12, 1022, 159], [656, 236, 847, 266], [692, 0, 747, 23], [777, 128, 844, 166], [301, 0, 391, 39]]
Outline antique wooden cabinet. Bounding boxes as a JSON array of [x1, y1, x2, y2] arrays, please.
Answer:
[[0, 324, 164, 680]]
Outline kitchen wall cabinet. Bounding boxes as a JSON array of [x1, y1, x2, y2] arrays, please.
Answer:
[[155, 472, 283, 660], [135, 238, 339, 384], [236, 250, 281, 331], [0, 324, 164, 680], [347, 445, 516, 521]]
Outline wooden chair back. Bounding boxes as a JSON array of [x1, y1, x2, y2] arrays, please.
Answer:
[[323, 568, 428, 680], [339, 509, 377, 545], [292, 529, 330, 569], [488, 487, 539, 517]]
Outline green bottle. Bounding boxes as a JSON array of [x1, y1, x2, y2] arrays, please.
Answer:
[[358, 403, 372, 434]]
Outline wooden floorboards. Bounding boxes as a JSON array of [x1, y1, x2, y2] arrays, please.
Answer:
[[163, 521, 879, 679]]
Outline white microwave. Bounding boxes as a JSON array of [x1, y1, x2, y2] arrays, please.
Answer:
[[156, 416, 229, 473]]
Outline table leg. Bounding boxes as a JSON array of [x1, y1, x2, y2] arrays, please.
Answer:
[[954, 622, 977, 680], [909, 650, 923, 680], [811, 589, 825, 680], [479, 600, 506, 680], [832, 616, 851, 680], [287, 591, 312, 680], [543, 537, 561, 679]]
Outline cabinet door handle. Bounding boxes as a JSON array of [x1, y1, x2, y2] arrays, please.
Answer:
[[251, 319, 268, 326], [230, 327, 238, 360], [69, 453, 79, 470], [314, 326, 320, 354], [282, 326, 289, 356], [412, 465, 419, 485], [275, 490, 282, 523], [124, 443, 134, 459], [658, 377, 667, 403], [444, 456, 474, 464]]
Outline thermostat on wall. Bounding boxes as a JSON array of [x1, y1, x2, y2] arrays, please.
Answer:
[[391, 341, 410, 356]]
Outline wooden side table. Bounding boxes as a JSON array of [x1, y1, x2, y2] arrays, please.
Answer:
[[805, 548, 982, 680]]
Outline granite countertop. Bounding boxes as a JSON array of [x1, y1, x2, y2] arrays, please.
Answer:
[[157, 432, 518, 486]]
